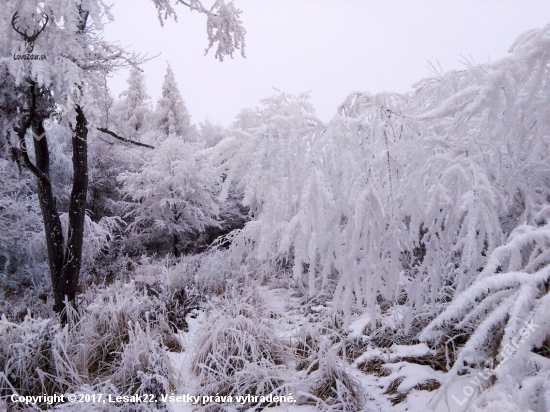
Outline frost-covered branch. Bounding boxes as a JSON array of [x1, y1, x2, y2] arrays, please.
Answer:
[[150, 0, 246, 61]]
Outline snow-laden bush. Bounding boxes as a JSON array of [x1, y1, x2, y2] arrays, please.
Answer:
[[0, 160, 51, 319], [168, 249, 250, 297], [0, 160, 44, 272], [213, 23, 550, 333], [409, 24, 550, 409], [212, 88, 418, 326], [396, 26, 550, 334], [419, 207, 550, 410], [60, 213, 123, 269]]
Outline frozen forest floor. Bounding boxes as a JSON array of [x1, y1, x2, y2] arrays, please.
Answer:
[[0, 253, 532, 412], [166, 284, 474, 412]]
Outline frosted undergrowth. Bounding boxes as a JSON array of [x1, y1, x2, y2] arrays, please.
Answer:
[[2, 253, 535, 412], [0, 257, 200, 411], [176, 282, 456, 412]]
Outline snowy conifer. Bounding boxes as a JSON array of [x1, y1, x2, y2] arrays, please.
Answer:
[[155, 63, 192, 140], [114, 66, 152, 139]]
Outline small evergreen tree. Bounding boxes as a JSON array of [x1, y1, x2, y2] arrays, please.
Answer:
[[156, 63, 192, 140], [115, 66, 152, 139]]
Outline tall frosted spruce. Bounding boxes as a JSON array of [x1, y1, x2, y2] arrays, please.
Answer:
[[156, 63, 192, 140], [115, 66, 153, 139]]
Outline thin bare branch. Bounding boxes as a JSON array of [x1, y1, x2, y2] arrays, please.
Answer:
[[97, 127, 155, 149]]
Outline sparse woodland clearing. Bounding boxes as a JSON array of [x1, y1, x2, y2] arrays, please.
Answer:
[[1, 1, 550, 411]]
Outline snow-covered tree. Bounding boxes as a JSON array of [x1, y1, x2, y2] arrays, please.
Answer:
[[211, 91, 331, 285], [198, 118, 226, 147], [0, 0, 246, 321], [0, 0, 127, 320], [213, 90, 414, 324], [113, 66, 153, 139], [214, 22, 550, 345], [119, 137, 220, 257], [211, 20, 550, 411], [416, 23, 550, 411], [155, 63, 193, 140]]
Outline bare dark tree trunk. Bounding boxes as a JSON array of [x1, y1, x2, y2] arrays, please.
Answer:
[[51, 8, 90, 323], [13, 81, 89, 324], [172, 232, 180, 257], [57, 104, 88, 320], [31, 119, 65, 313]]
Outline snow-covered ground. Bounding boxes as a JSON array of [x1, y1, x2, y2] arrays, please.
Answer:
[[165, 286, 483, 412]]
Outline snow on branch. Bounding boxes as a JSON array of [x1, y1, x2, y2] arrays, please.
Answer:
[[150, 0, 246, 61]]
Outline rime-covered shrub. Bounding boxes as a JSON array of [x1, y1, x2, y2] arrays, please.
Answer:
[[0, 160, 50, 319], [78, 280, 180, 407], [81, 269, 194, 371], [172, 249, 250, 297], [420, 210, 550, 410], [60, 213, 123, 270], [83, 291, 138, 380], [110, 322, 176, 399], [129, 255, 202, 332], [0, 160, 44, 273], [213, 23, 550, 333], [294, 325, 323, 371]]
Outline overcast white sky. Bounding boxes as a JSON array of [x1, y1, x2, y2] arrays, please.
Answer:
[[103, 1, 550, 126]]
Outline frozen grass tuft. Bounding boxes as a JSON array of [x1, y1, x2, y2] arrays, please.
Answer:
[[0, 315, 81, 404], [0, 273, 185, 409], [191, 287, 289, 409], [111, 321, 176, 399], [304, 343, 364, 411]]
